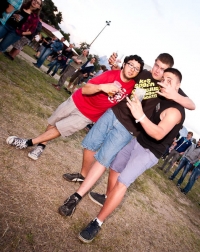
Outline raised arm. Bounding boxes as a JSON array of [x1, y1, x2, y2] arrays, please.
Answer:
[[126, 95, 182, 140], [157, 82, 196, 110]]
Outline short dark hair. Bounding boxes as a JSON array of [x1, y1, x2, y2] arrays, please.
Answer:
[[164, 68, 182, 82], [123, 55, 144, 72], [156, 53, 174, 67], [101, 65, 107, 71]]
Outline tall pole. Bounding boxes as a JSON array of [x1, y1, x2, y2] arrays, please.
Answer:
[[89, 21, 111, 47]]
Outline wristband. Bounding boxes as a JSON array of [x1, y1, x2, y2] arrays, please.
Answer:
[[135, 114, 146, 123]]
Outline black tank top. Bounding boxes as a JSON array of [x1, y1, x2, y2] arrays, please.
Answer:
[[137, 99, 185, 158]]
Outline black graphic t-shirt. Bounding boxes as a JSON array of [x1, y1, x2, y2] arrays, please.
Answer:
[[112, 70, 187, 137]]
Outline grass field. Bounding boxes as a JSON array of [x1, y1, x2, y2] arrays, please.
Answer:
[[0, 49, 200, 252]]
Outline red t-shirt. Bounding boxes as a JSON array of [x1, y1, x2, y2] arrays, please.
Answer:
[[72, 70, 135, 122]]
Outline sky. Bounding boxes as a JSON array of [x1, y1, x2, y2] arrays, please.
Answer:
[[52, 0, 200, 139]]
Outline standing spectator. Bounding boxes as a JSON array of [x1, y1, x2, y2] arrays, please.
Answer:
[[0, 0, 41, 53], [66, 57, 96, 94], [158, 132, 193, 173], [30, 32, 42, 51], [0, 0, 23, 27], [46, 53, 67, 77], [94, 65, 107, 77], [52, 48, 89, 91], [60, 43, 75, 74], [161, 133, 181, 159], [168, 139, 200, 186], [6, 13, 44, 60], [34, 36, 52, 58], [180, 161, 200, 194], [33, 36, 65, 68]]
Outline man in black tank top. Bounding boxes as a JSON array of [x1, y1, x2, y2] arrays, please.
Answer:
[[58, 68, 186, 243]]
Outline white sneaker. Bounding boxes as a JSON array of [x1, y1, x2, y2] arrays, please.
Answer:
[[28, 146, 44, 160], [6, 136, 28, 149]]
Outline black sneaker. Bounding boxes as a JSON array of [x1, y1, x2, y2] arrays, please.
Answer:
[[180, 188, 187, 195], [58, 194, 81, 217], [157, 166, 163, 170], [62, 173, 85, 182], [78, 219, 101, 243], [89, 192, 106, 207], [168, 176, 173, 180]]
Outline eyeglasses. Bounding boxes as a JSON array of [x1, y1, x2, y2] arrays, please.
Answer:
[[126, 63, 140, 72], [33, 0, 41, 6]]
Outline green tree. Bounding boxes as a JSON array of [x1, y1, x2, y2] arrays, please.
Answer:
[[41, 0, 62, 27], [41, 0, 70, 42]]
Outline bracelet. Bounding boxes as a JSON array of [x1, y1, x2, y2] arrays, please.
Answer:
[[135, 114, 146, 123]]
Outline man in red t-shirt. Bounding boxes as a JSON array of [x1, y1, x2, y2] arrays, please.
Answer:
[[6, 55, 144, 160]]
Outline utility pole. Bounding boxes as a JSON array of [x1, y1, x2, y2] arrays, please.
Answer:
[[89, 21, 111, 47]]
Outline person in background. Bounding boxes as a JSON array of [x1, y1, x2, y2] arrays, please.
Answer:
[[180, 161, 200, 194], [94, 65, 107, 77], [46, 53, 67, 77], [5, 13, 44, 60], [52, 48, 89, 91], [168, 139, 200, 186], [65, 57, 96, 94], [34, 36, 52, 59], [0, 0, 41, 53], [0, 0, 23, 27], [161, 133, 180, 160], [60, 43, 75, 74], [33, 36, 65, 68], [158, 132, 193, 173]]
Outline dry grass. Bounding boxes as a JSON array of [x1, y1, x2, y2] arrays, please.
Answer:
[[0, 51, 200, 252]]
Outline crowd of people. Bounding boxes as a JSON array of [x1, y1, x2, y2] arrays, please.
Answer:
[[1, 0, 199, 245]]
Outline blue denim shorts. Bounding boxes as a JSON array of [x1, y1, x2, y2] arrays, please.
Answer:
[[82, 109, 133, 168], [110, 138, 158, 188]]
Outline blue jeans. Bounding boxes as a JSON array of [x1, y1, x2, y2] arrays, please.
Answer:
[[47, 60, 61, 76], [182, 166, 200, 193], [0, 23, 21, 52], [36, 47, 52, 67], [171, 157, 193, 185], [82, 109, 133, 168]]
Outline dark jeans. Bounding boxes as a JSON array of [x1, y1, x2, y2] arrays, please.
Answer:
[[170, 157, 193, 185], [182, 166, 200, 193], [0, 23, 21, 52], [36, 47, 52, 67], [47, 60, 61, 76]]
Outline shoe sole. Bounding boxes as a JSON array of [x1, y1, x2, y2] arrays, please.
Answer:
[[62, 174, 84, 182], [6, 136, 17, 145], [88, 193, 104, 207], [78, 233, 94, 243], [28, 153, 38, 160]]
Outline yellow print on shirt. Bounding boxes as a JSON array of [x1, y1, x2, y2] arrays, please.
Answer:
[[130, 79, 160, 100]]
